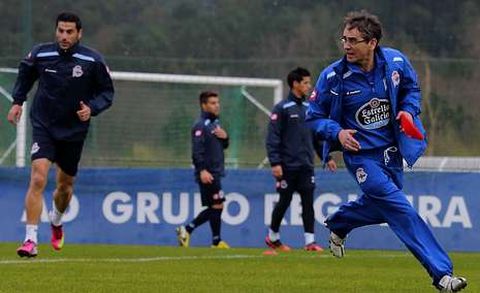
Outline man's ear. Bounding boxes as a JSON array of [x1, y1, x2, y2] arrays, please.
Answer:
[[292, 80, 300, 89]]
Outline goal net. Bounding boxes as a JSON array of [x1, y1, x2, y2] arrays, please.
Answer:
[[0, 68, 282, 168], [2, 67, 480, 172], [0, 68, 26, 167]]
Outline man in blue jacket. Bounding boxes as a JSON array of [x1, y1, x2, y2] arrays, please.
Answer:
[[176, 91, 230, 249], [306, 10, 466, 292], [266, 67, 336, 252], [7, 12, 114, 257]]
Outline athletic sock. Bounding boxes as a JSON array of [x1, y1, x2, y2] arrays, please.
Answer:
[[209, 209, 222, 245], [212, 236, 221, 246], [268, 228, 280, 242], [49, 201, 64, 227], [304, 232, 315, 245], [25, 224, 38, 244], [187, 208, 212, 234]]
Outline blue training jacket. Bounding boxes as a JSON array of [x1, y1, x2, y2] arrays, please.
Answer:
[[191, 111, 229, 180], [306, 47, 427, 167], [266, 91, 325, 170], [12, 42, 114, 141]]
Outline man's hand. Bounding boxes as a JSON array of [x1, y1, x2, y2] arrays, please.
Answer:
[[271, 165, 283, 180], [338, 129, 361, 152], [396, 110, 412, 134], [213, 126, 228, 139], [7, 104, 23, 125], [396, 111, 424, 140], [77, 101, 91, 121], [200, 169, 214, 184], [325, 159, 337, 172]]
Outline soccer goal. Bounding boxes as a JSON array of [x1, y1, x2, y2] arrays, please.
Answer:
[[3, 67, 480, 171], [0, 67, 27, 167], [0, 67, 283, 168]]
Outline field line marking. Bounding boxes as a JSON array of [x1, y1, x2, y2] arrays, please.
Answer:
[[0, 252, 411, 265], [0, 254, 261, 265]]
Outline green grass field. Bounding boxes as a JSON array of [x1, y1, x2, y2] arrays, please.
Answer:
[[0, 243, 478, 292]]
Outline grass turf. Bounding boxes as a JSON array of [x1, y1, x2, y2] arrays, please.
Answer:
[[0, 243, 477, 292]]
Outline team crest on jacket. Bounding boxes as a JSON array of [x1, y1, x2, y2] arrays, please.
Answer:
[[391, 71, 400, 87], [356, 168, 368, 183], [277, 180, 288, 189], [31, 142, 40, 155], [355, 98, 391, 130], [72, 65, 83, 77], [309, 89, 317, 101], [195, 130, 202, 137]]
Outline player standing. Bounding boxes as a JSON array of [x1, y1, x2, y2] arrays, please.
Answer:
[[265, 67, 336, 252], [176, 91, 230, 249]]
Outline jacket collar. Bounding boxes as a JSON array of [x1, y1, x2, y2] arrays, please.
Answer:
[[201, 111, 218, 120], [287, 91, 305, 104], [56, 41, 80, 56]]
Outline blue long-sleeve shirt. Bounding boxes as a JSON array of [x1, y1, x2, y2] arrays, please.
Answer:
[[191, 111, 229, 179], [266, 92, 326, 170], [12, 42, 114, 141], [306, 47, 427, 167]]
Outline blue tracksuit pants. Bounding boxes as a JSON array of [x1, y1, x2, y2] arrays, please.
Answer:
[[325, 145, 452, 285]]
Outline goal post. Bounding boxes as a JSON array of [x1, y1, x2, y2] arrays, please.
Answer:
[[111, 71, 283, 168], [0, 67, 283, 168], [3, 66, 480, 172], [111, 71, 283, 104], [0, 67, 27, 167]]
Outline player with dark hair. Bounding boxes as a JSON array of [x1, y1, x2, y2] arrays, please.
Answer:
[[265, 67, 336, 252], [176, 91, 230, 249], [7, 12, 114, 257], [306, 10, 466, 292]]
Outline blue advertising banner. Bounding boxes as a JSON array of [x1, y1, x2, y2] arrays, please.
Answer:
[[0, 168, 478, 251]]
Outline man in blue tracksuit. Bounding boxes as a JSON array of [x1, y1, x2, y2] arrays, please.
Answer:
[[176, 91, 230, 249], [7, 12, 114, 258], [306, 11, 466, 292], [265, 67, 336, 252]]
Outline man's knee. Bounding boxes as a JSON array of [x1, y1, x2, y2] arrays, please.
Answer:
[[360, 179, 399, 197], [30, 172, 48, 191], [29, 159, 50, 191], [57, 183, 73, 197], [299, 186, 314, 201], [278, 189, 294, 203], [211, 203, 224, 210], [56, 169, 75, 196]]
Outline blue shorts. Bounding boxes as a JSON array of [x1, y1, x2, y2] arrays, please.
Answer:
[[198, 177, 225, 207], [31, 127, 85, 176], [276, 168, 315, 194]]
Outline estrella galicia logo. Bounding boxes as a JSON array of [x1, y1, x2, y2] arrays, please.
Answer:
[[355, 98, 391, 130]]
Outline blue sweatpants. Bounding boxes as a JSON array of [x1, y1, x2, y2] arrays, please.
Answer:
[[325, 146, 452, 285]]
